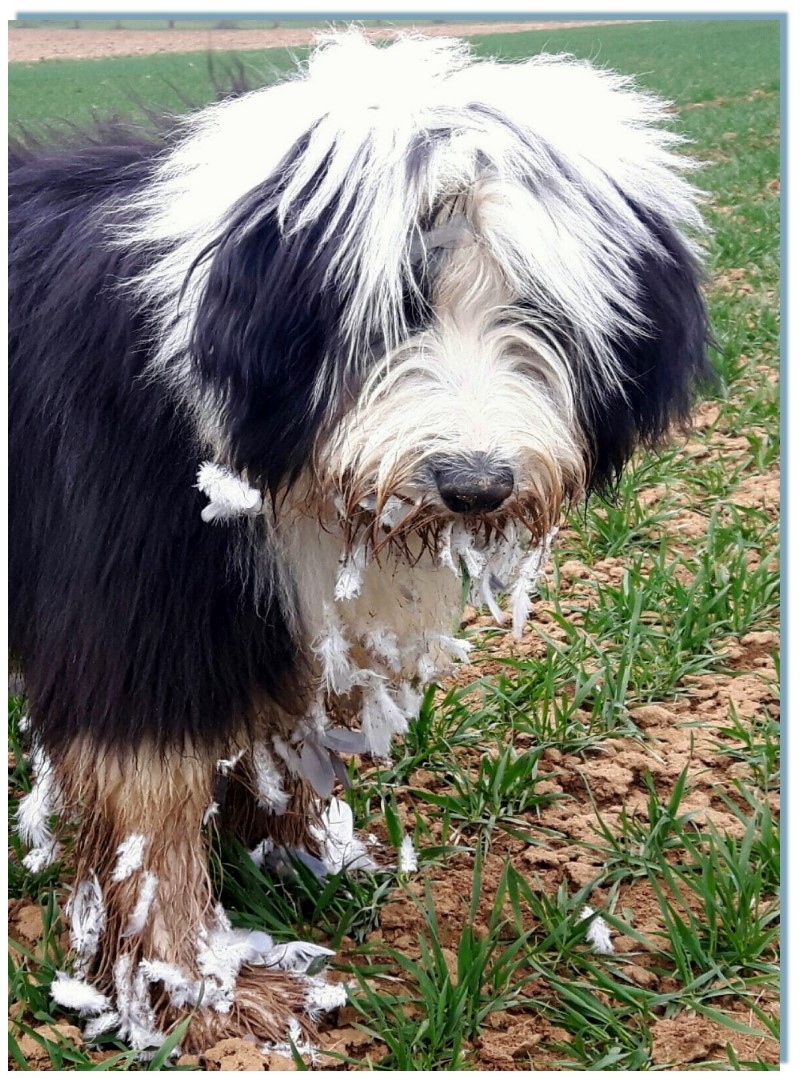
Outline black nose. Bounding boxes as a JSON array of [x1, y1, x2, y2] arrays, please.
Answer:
[[432, 454, 514, 514]]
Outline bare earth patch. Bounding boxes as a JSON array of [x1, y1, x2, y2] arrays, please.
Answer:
[[9, 21, 639, 63]]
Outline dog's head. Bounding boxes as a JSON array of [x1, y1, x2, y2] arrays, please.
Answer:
[[126, 33, 711, 555]]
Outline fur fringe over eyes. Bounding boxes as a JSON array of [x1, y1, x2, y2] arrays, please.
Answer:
[[115, 30, 712, 492]]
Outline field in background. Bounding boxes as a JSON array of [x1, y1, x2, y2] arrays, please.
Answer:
[[7, 18, 628, 66], [9, 18, 781, 1071], [11, 17, 447, 29], [8, 19, 779, 127]]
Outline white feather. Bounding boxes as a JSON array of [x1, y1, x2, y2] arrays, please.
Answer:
[[216, 747, 246, 775], [304, 980, 348, 1020], [436, 634, 474, 664], [334, 542, 368, 601], [313, 606, 361, 694], [124, 872, 159, 937], [310, 797, 380, 873], [451, 523, 487, 579], [113, 954, 165, 1050], [22, 840, 62, 873], [581, 905, 615, 955], [438, 521, 459, 576], [361, 625, 402, 670], [252, 743, 291, 813], [196, 462, 262, 523], [264, 1015, 319, 1062], [111, 834, 147, 882], [196, 928, 253, 991], [481, 570, 507, 626], [139, 959, 204, 1009], [396, 681, 424, 720], [360, 680, 409, 757], [17, 748, 60, 849], [51, 972, 111, 1017], [510, 528, 558, 637], [398, 835, 419, 873], [263, 940, 335, 973], [271, 734, 303, 779], [68, 875, 106, 961], [84, 1011, 121, 1039], [249, 838, 275, 868]]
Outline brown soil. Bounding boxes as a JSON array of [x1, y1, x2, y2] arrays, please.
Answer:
[[9, 21, 640, 63]]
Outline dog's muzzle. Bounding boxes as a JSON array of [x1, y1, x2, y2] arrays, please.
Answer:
[[430, 452, 514, 515]]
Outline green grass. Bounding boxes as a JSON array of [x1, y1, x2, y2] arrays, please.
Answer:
[[9, 16, 781, 1072], [8, 19, 781, 128]]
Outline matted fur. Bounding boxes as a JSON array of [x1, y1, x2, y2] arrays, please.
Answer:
[[10, 30, 711, 1054], [47, 739, 325, 1051]]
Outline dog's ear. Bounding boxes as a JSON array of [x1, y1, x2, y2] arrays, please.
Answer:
[[187, 174, 351, 494], [579, 204, 714, 495], [187, 185, 433, 494]]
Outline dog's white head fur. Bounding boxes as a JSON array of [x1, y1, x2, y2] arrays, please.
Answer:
[[122, 30, 706, 562]]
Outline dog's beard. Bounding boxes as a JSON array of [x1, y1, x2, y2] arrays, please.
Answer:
[[333, 476, 567, 566], [282, 440, 576, 634], [309, 386, 584, 588]]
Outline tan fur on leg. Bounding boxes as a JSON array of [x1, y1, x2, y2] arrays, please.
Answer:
[[63, 740, 217, 981], [49, 738, 330, 1054]]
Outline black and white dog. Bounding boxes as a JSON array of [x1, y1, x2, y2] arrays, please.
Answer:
[[10, 32, 710, 1053]]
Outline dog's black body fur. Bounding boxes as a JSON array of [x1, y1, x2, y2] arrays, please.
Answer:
[[10, 130, 300, 754]]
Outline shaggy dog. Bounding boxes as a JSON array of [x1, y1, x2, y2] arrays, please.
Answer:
[[10, 32, 710, 1054]]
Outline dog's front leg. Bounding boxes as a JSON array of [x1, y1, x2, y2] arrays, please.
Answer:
[[27, 737, 333, 1055]]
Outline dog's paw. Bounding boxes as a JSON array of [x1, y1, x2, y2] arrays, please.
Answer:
[[170, 964, 348, 1057], [52, 914, 347, 1059]]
